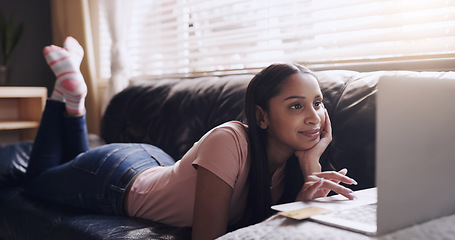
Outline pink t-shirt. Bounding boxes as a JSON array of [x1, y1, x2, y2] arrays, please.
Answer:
[[125, 121, 286, 227]]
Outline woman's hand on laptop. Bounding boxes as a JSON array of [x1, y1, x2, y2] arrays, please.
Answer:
[[296, 169, 358, 201]]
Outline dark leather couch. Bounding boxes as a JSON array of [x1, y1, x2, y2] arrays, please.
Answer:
[[1, 70, 451, 239]]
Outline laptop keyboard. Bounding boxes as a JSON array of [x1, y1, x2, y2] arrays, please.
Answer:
[[328, 203, 377, 224]]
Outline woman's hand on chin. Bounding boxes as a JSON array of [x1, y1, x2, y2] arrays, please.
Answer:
[[295, 109, 332, 176], [296, 168, 358, 201], [294, 109, 359, 201]]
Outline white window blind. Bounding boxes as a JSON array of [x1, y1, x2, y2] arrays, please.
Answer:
[[99, 0, 455, 79]]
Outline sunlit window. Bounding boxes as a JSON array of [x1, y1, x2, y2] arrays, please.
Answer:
[[99, 0, 455, 79]]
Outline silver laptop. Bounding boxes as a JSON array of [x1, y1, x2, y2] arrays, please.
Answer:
[[272, 74, 455, 236]]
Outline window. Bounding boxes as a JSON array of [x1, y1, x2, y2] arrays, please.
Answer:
[[98, 0, 455, 79]]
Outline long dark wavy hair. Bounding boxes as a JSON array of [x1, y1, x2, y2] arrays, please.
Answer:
[[241, 63, 318, 226]]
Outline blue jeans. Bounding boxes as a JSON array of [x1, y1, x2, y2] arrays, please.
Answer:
[[24, 100, 175, 215]]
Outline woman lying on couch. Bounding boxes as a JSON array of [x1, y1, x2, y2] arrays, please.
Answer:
[[24, 37, 358, 240]]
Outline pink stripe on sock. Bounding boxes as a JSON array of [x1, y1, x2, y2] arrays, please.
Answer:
[[65, 99, 79, 104], [48, 55, 70, 67], [56, 71, 78, 78], [53, 88, 63, 95], [65, 92, 86, 100]]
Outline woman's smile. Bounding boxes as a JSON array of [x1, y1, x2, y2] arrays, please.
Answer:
[[299, 128, 321, 139]]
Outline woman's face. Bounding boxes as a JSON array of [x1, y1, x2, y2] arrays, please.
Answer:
[[259, 73, 325, 155]]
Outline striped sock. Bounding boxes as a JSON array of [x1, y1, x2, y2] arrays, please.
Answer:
[[44, 37, 87, 115]]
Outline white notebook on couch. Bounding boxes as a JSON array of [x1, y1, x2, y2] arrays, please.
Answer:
[[273, 74, 455, 236]]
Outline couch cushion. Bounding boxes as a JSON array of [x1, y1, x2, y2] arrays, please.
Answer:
[[0, 187, 191, 240], [0, 142, 32, 189], [0, 135, 105, 189], [102, 75, 253, 161], [0, 187, 88, 239], [318, 70, 379, 189]]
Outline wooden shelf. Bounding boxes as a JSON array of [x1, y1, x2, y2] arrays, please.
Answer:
[[0, 87, 47, 143], [0, 87, 47, 98], [0, 121, 40, 130]]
